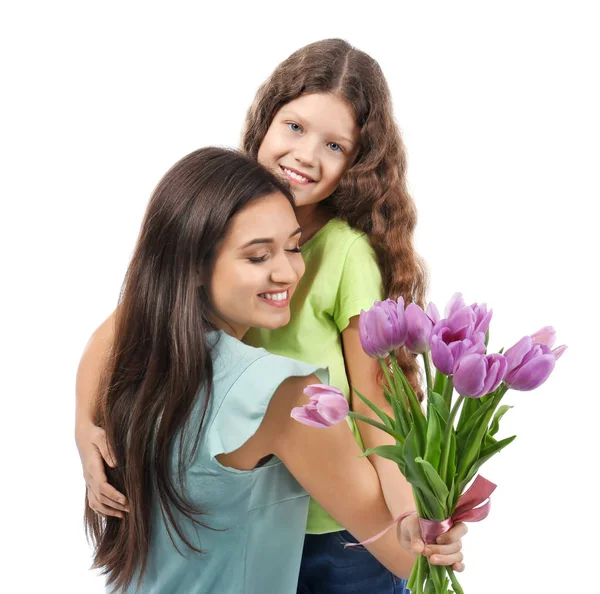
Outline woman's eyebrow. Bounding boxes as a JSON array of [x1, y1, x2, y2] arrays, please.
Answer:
[[239, 227, 302, 249]]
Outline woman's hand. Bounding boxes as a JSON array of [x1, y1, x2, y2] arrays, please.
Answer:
[[76, 423, 129, 518], [398, 514, 466, 572]]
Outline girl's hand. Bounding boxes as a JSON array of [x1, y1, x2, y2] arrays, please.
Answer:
[[76, 424, 129, 518], [398, 514, 466, 572]]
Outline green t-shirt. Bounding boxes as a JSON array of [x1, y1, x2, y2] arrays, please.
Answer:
[[244, 218, 384, 534]]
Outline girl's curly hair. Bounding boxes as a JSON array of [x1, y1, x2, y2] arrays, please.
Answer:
[[242, 38, 428, 397]]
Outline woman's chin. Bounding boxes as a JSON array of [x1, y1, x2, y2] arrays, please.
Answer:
[[256, 311, 291, 331]]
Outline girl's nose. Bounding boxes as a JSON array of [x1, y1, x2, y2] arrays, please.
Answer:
[[293, 137, 317, 167]]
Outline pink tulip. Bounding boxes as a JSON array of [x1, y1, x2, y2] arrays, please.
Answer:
[[290, 384, 349, 428]]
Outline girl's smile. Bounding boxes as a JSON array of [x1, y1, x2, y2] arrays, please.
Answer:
[[258, 93, 360, 210]]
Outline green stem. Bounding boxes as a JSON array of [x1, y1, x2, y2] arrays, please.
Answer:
[[422, 351, 433, 396], [439, 394, 464, 484], [447, 567, 464, 594], [442, 375, 454, 410]]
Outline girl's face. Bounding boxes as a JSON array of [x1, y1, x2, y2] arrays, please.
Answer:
[[206, 192, 305, 339], [257, 93, 360, 209]]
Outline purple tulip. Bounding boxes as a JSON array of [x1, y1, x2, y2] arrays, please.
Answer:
[[429, 293, 493, 375], [404, 303, 436, 354], [454, 353, 508, 398], [359, 298, 407, 359], [430, 331, 486, 375], [290, 384, 349, 428], [504, 330, 567, 391]]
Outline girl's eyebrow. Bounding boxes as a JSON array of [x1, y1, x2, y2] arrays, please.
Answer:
[[280, 109, 355, 146], [239, 227, 302, 249]]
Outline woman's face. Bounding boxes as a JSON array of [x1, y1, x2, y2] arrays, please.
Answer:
[[206, 192, 305, 339], [257, 93, 360, 209]]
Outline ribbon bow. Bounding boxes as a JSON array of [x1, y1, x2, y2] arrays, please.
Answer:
[[345, 475, 496, 548]]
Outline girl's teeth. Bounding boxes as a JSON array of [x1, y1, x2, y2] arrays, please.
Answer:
[[283, 168, 309, 182], [261, 291, 287, 301]]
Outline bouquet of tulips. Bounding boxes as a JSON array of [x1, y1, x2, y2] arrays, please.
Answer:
[[292, 293, 566, 594]]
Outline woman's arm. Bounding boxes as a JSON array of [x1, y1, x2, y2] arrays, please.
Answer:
[[227, 374, 465, 579], [75, 312, 128, 517], [342, 315, 416, 519]]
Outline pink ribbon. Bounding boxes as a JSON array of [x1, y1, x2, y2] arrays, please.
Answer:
[[345, 475, 496, 548]]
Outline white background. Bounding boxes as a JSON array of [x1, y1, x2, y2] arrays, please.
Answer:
[[1, 1, 598, 592]]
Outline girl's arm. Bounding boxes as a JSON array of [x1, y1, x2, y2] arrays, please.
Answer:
[[75, 312, 128, 517], [220, 373, 465, 578], [342, 315, 416, 520]]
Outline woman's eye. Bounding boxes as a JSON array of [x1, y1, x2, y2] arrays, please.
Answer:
[[288, 122, 302, 133], [248, 255, 268, 263], [327, 142, 343, 153], [286, 247, 302, 254]]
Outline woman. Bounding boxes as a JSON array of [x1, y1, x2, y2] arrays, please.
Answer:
[[84, 147, 465, 593]]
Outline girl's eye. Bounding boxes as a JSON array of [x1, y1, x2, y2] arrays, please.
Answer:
[[286, 247, 302, 254], [327, 142, 343, 153], [248, 255, 269, 263], [288, 122, 302, 133]]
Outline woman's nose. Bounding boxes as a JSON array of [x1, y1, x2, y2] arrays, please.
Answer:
[[270, 253, 299, 285]]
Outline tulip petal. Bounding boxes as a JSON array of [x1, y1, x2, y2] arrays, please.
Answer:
[[426, 302, 440, 324], [445, 292, 466, 318], [507, 354, 556, 391], [405, 303, 433, 353], [315, 392, 349, 424], [454, 354, 486, 397], [552, 344, 568, 360], [431, 335, 454, 375], [290, 406, 330, 428], [531, 326, 556, 348], [304, 384, 340, 400], [504, 336, 534, 374]]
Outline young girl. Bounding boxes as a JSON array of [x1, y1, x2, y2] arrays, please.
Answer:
[[77, 40, 436, 593], [84, 147, 465, 594]]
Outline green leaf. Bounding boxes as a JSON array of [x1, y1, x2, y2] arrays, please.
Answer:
[[489, 404, 513, 437], [347, 411, 405, 444], [415, 457, 449, 517], [433, 370, 448, 397], [424, 402, 443, 471], [458, 433, 517, 493], [360, 445, 404, 464], [455, 396, 497, 459], [353, 387, 393, 429], [456, 392, 504, 484], [455, 395, 481, 434], [404, 430, 445, 518], [389, 387, 411, 436], [429, 390, 449, 423]]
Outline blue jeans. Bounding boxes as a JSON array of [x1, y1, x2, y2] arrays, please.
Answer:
[[297, 530, 409, 594]]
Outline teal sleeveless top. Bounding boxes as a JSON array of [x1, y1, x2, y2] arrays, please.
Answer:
[[123, 331, 327, 594]]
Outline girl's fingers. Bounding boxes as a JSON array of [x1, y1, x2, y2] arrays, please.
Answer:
[[452, 561, 466, 573]]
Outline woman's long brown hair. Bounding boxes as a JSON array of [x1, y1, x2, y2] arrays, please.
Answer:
[[84, 147, 294, 592], [242, 38, 428, 396]]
